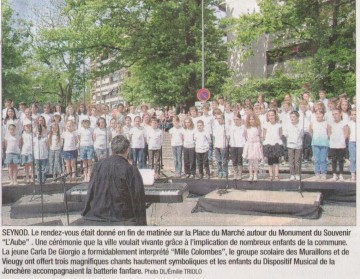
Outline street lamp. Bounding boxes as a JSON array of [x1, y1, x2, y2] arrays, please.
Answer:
[[202, 0, 205, 88]]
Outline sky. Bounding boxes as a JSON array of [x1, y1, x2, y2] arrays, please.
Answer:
[[11, 0, 52, 21]]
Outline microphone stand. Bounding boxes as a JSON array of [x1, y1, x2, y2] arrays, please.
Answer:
[[298, 110, 306, 197], [53, 171, 73, 226], [30, 117, 37, 194], [105, 125, 109, 159], [35, 126, 45, 223], [30, 98, 37, 194], [218, 117, 229, 195], [52, 163, 93, 226]]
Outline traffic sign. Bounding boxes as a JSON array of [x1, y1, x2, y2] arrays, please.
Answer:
[[197, 88, 211, 101]]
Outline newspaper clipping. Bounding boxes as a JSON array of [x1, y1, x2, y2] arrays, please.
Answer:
[[1, 0, 359, 278]]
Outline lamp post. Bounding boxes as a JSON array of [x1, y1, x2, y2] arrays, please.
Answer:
[[201, 0, 205, 88]]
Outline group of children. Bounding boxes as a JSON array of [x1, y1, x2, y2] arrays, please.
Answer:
[[1, 90, 357, 185], [2, 100, 167, 184], [169, 92, 356, 182]]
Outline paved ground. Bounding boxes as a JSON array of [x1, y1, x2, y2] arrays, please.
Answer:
[[1, 132, 356, 226], [1, 195, 355, 226]]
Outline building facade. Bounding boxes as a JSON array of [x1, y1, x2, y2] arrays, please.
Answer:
[[91, 53, 129, 108]]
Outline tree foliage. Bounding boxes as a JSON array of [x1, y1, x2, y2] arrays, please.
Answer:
[[36, 0, 230, 107], [229, 0, 355, 99], [1, 0, 32, 103], [31, 0, 90, 106]]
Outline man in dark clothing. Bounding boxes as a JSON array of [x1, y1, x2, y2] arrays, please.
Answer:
[[80, 135, 147, 226]]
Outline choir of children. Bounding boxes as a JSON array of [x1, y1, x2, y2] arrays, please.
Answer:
[[1, 91, 356, 184]]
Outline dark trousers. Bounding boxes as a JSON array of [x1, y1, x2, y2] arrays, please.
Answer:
[[303, 132, 312, 160], [330, 148, 346, 174], [144, 143, 149, 167], [196, 151, 210, 176], [184, 147, 196, 175], [148, 149, 161, 174], [281, 135, 288, 162], [230, 147, 243, 167]]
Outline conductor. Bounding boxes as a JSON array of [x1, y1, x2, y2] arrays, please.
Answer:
[[80, 135, 147, 225]]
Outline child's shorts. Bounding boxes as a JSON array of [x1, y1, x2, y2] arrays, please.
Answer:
[[21, 154, 34, 164], [62, 150, 77, 160], [5, 153, 21, 165], [80, 146, 95, 160]]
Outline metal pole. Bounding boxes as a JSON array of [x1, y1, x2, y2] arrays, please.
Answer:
[[201, 0, 205, 88], [83, 58, 86, 103]]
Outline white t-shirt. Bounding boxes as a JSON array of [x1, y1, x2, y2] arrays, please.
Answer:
[[263, 122, 283, 145], [341, 113, 350, 125], [298, 111, 311, 133], [122, 125, 132, 140], [325, 110, 334, 125], [127, 113, 138, 125], [130, 126, 146, 149], [102, 114, 113, 127], [191, 116, 200, 127], [329, 120, 347, 149], [21, 132, 33, 155], [229, 125, 246, 148], [41, 113, 53, 129], [183, 129, 195, 148], [78, 114, 89, 129], [147, 128, 163, 150], [194, 130, 210, 153], [280, 111, 291, 128], [3, 119, 22, 137], [169, 126, 184, 146], [33, 136, 48, 160], [213, 124, 229, 148], [93, 127, 111, 149], [283, 122, 304, 149], [5, 134, 20, 154], [49, 134, 62, 151], [89, 115, 98, 129], [200, 115, 214, 135], [61, 131, 78, 151], [78, 127, 94, 147], [348, 120, 356, 142], [224, 111, 234, 127]]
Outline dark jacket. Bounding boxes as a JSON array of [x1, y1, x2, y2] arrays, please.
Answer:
[[82, 155, 147, 225]]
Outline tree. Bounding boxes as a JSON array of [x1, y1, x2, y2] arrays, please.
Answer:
[[38, 0, 230, 107], [31, 0, 90, 106], [229, 0, 355, 98], [1, 0, 32, 103]]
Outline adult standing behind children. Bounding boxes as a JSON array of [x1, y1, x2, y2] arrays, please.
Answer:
[[81, 135, 147, 226]]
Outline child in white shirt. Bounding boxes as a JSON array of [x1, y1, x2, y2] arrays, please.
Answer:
[[78, 119, 94, 182], [130, 116, 146, 169], [194, 120, 211, 179], [147, 117, 163, 179], [61, 120, 78, 182], [169, 116, 184, 177], [283, 111, 304, 181], [48, 123, 64, 180], [20, 120, 34, 183], [93, 117, 111, 161], [329, 109, 349, 181], [4, 124, 21, 185], [213, 114, 230, 178], [230, 112, 246, 180]]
